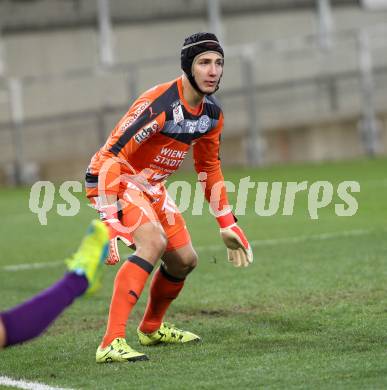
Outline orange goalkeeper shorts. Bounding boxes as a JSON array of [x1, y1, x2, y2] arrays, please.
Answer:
[[86, 182, 191, 252]]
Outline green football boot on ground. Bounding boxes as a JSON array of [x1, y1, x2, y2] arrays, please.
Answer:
[[96, 338, 149, 363], [137, 322, 201, 346], [66, 219, 109, 294]]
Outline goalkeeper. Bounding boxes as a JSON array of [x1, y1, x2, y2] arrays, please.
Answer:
[[85, 32, 253, 363]]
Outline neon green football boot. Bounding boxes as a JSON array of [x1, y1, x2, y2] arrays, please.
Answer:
[[96, 338, 148, 363], [66, 219, 109, 295], [137, 322, 201, 346]]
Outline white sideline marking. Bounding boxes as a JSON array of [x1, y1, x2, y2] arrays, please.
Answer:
[[2, 261, 63, 272], [195, 228, 372, 251], [0, 375, 73, 390], [1, 228, 374, 272]]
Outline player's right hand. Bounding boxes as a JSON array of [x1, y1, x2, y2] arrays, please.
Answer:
[[98, 203, 133, 266]]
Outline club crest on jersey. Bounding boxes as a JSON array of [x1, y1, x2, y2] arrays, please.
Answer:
[[173, 104, 184, 125], [198, 115, 210, 133]]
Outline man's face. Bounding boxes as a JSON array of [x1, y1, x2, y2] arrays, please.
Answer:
[[192, 52, 224, 95]]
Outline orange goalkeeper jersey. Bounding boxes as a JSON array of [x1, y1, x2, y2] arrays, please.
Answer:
[[86, 76, 230, 214]]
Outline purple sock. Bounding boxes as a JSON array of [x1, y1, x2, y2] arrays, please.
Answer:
[[0, 272, 88, 347]]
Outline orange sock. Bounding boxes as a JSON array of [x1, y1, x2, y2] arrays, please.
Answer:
[[139, 265, 185, 334], [101, 255, 153, 348]]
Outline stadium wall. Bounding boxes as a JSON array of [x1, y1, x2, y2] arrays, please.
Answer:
[[0, 5, 386, 183]]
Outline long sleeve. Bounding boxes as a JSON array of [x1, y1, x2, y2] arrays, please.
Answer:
[[192, 113, 231, 216]]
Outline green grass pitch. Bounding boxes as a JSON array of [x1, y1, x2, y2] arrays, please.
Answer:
[[0, 158, 386, 389]]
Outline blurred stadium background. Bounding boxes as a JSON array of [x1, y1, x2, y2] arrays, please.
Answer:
[[0, 0, 386, 185], [1, 3, 387, 388]]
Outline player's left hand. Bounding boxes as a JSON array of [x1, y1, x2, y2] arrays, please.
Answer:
[[217, 213, 253, 267]]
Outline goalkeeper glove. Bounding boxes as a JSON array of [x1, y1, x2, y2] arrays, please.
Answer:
[[217, 212, 253, 268], [98, 203, 133, 266]]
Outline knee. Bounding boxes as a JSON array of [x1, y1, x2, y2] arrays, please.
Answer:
[[162, 248, 198, 279], [180, 251, 198, 275]]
